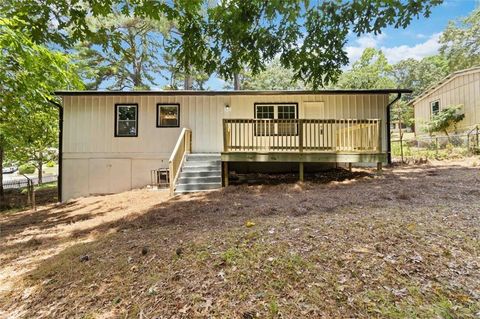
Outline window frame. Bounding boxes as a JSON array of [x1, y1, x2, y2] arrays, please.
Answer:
[[114, 103, 139, 137], [156, 103, 180, 128], [430, 100, 440, 117], [254, 102, 299, 136]]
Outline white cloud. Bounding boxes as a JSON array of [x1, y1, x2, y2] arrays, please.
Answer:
[[345, 33, 387, 63], [345, 32, 442, 65], [380, 33, 442, 64]]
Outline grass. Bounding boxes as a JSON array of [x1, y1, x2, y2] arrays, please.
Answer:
[[391, 141, 470, 161]]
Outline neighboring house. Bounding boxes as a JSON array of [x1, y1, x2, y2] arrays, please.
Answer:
[[54, 89, 410, 201], [411, 66, 480, 137]]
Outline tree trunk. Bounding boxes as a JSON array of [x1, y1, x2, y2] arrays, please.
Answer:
[[233, 73, 241, 90], [0, 145, 4, 204], [184, 76, 193, 90], [37, 156, 43, 185]]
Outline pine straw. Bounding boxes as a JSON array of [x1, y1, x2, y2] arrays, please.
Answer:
[[1, 158, 479, 318]]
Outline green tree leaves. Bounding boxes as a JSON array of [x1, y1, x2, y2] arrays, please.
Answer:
[[1, 0, 443, 89], [440, 8, 480, 72], [424, 105, 465, 138]]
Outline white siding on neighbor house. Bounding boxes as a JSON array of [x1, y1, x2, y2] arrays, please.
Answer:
[[61, 93, 389, 200], [413, 70, 480, 136]]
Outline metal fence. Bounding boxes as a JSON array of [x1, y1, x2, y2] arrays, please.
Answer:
[[391, 129, 480, 162], [2, 175, 57, 190]]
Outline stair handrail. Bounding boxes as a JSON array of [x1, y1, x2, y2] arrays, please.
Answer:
[[169, 128, 192, 196]]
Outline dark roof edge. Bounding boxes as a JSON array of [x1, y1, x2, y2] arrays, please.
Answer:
[[55, 89, 412, 96]]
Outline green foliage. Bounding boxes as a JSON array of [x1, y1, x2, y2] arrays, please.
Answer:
[[1, 0, 442, 89], [392, 56, 450, 98], [229, 59, 308, 90], [440, 8, 480, 72], [18, 163, 35, 175], [46, 161, 56, 168], [74, 13, 171, 90], [0, 18, 82, 190], [424, 105, 465, 137], [336, 48, 396, 89]]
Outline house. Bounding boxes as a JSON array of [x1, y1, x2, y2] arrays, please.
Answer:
[[54, 89, 410, 201], [411, 66, 480, 136]]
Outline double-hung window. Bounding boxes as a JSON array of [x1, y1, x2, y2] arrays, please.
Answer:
[[430, 100, 440, 116], [255, 103, 298, 136], [115, 104, 138, 137]]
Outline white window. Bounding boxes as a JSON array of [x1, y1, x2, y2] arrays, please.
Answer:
[[254, 103, 298, 136], [157, 103, 180, 127], [115, 104, 138, 137], [430, 100, 440, 116]]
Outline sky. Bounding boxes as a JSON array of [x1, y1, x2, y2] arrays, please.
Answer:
[[345, 0, 479, 65], [204, 0, 479, 90]]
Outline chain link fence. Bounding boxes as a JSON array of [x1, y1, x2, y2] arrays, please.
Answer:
[[392, 128, 480, 163]]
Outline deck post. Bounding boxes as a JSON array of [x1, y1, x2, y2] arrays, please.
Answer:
[[376, 162, 383, 175], [299, 162, 304, 182], [348, 163, 352, 172], [223, 162, 229, 187]]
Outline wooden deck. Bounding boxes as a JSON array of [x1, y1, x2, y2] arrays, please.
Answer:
[[221, 118, 384, 161], [221, 118, 385, 184]]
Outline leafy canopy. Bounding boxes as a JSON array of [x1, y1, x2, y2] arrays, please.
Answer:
[[424, 105, 465, 137], [336, 48, 396, 89], [1, 0, 443, 88], [0, 18, 82, 185], [440, 8, 480, 72]]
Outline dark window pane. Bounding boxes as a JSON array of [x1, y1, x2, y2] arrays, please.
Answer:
[[118, 106, 136, 120], [159, 105, 179, 126], [117, 120, 137, 136], [431, 101, 440, 115]]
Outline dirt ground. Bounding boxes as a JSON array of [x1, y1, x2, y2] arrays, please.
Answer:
[[0, 158, 479, 318]]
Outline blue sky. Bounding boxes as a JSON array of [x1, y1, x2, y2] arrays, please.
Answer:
[[197, 0, 479, 90], [345, 0, 479, 65]]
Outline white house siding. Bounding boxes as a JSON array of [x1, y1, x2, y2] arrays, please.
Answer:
[[413, 69, 480, 136], [61, 93, 389, 201]]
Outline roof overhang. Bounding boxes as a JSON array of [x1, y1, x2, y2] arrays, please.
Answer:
[[55, 89, 412, 96]]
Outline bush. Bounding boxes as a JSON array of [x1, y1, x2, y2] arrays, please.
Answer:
[[46, 161, 56, 168], [18, 163, 36, 175]]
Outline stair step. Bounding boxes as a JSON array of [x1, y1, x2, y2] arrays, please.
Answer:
[[178, 176, 221, 184], [182, 165, 221, 172], [180, 170, 222, 178], [175, 182, 222, 193], [186, 154, 221, 162], [183, 161, 221, 167]]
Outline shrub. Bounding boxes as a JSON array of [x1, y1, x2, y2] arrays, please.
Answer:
[[46, 161, 56, 168], [18, 163, 36, 175]]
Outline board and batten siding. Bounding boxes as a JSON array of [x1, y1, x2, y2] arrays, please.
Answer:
[[61, 93, 389, 200], [413, 69, 480, 136]]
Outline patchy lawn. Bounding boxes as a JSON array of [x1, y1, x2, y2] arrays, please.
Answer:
[[1, 159, 479, 318]]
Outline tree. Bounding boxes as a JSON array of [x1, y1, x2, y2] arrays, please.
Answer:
[[226, 59, 308, 90], [9, 110, 59, 184], [0, 18, 82, 203], [2, 0, 443, 88], [74, 13, 171, 90], [336, 48, 396, 89], [440, 8, 480, 72], [424, 105, 465, 141], [392, 56, 449, 98], [160, 50, 210, 90]]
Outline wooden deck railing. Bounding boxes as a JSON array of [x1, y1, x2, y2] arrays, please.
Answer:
[[169, 128, 192, 195], [223, 119, 381, 153]]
